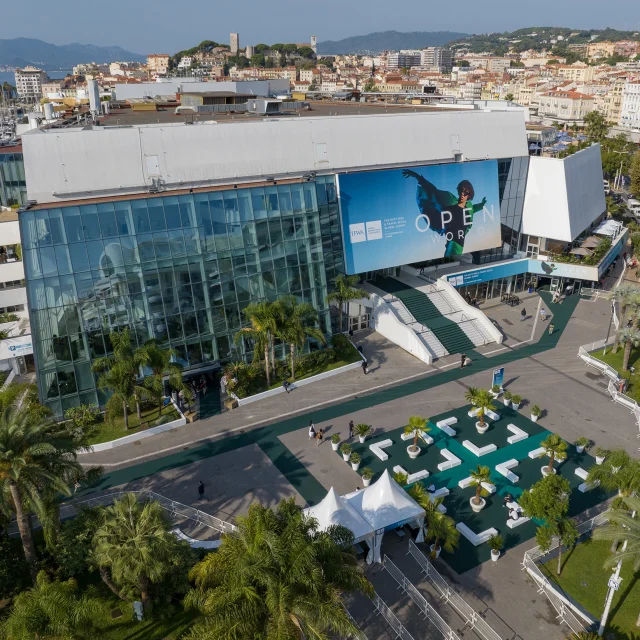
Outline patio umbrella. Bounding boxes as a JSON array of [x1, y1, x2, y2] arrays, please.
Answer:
[[570, 247, 593, 257], [581, 237, 601, 249]]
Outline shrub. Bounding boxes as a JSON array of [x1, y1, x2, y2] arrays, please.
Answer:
[[64, 404, 100, 430], [503, 390, 512, 400], [331, 433, 341, 444], [151, 413, 177, 427], [393, 471, 408, 485], [491, 384, 501, 393], [340, 443, 352, 456], [361, 467, 374, 480], [488, 534, 503, 552], [596, 447, 610, 459], [355, 423, 371, 437], [0, 531, 31, 598], [531, 405, 542, 417], [575, 436, 590, 448], [350, 452, 361, 464], [511, 394, 522, 404]]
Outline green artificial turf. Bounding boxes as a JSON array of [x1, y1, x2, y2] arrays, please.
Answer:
[[597, 346, 640, 404], [540, 538, 640, 639]]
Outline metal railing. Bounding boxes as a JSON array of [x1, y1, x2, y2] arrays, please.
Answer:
[[344, 604, 369, 640], [521, 513, 610, 635], [370, 592, 416, 640], [459, 315, 492, 347], [383, 555, 462, 640], [407, 540, 501, 640]]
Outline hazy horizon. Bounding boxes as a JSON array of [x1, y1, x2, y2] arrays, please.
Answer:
[[1, 0, 639, 54]]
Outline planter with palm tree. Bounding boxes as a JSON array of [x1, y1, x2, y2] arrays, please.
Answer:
[[465, 388, 496, 434], [361, 467, 374, 487], [511, 394, 522, 410], [575, 437, 590, 454], [619, 327, 640, 371], [275, 295, 326, 381], [540, 434, 568, 476], [469, 465, 492, 512], [350, 452, 361, 471], [331, 433, 341, 451], [355, 423, 371, 443], [340, 443, 352, 462], [595, 447, 609, 465], [326, 274, 370, 333], [426, 515, 460, 559], [404, 415, 431, 459], [531, 405, 542, 422], [490, 384, 502, 399], [488, 534, 503, 561]]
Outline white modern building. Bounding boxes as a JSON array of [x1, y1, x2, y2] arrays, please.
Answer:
[[619, 81, 640, 131], [387, 51, 422, 69], [14, 67, 48, 102], [421, 47, 453, 72]]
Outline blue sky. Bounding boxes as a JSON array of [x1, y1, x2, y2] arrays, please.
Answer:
[[1, 0, 640, 53]]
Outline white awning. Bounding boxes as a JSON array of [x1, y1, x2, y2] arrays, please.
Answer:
[[594, 219, 623, 237]]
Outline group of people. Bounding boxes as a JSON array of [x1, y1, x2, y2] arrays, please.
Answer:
[[308, 421, 324, 446], [503, 492, 522, 521]]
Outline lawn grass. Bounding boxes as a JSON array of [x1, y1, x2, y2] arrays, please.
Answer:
[[87, 403, 181, 446], [596, 345, 640, 403], [266, 354, 362, 391], [100, 602, 196, 640], [540, 538, 640, 639]]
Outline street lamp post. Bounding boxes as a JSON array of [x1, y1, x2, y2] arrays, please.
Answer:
[[602, 302, 616, 356]]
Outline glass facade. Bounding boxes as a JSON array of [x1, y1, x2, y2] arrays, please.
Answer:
[[21, 176, 344, 416], [0, 151, 27, 208]]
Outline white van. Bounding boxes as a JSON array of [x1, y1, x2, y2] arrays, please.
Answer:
[[628, 199, 640, 217]]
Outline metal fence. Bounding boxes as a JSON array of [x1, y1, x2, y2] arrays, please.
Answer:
[[407, 540, 501, 640], [521, 513, 610, 635], [370, 592, 416, 640], [382, 555, 461, 640]]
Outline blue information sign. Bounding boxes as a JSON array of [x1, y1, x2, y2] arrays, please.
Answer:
[[492, 367, 504, 389]]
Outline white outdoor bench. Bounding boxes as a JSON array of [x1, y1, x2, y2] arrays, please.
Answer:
[[507, 424, 528, 444], [400, 430, 434, 445], [436, 417, 457, 437], [506, 516, 531, 529], [457, 476, 496, 493], [496, 458, 519, 483], [456, 522, 498, 546], [437, 448, 462, 471], [392, 465, 430, 484], [575, 467, 599, 493], [462, 440, 498, 457], [468, 407, 480, 418], [370, 439, 393, 461], [486, 409, 501, 421], [528, 447, 546, 459], [429, 487, 449, 513], [171, 528, 222, 549]]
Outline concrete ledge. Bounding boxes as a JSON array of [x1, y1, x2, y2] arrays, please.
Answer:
[[435, 417, 457, 436], [437, 448, 461, 471], [370, 439, 393, 461], [496, 458, 519, 483], [171, 527, 221, 549], [456, 522, 498, 546], [528, 447, 546, 459], [393, 465, 430, 483], [462, 439, 498, 457]]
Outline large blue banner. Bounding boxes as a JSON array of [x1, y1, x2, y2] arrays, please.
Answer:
[[338, 160, 502, 274]]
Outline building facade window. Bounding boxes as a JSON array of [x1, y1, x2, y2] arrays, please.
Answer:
[[0, 152, 27, 208], [21, 176, 344, 416]]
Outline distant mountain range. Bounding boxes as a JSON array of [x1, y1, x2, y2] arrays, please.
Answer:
[[317, 31, 469, 55], [0, 38, 146, 69]]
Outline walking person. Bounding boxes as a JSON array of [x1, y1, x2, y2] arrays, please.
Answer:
[[348, 420, 354, 439], [316, 428, 324, 446], [361, 360, 368, 375], [540, 307, 546, 322], [282, 379, 291, 394], [308, 421, 316, 440], [460, 353, 466, 369], [197, 481, 205, 501], [520, 308, 526, 322], [548, 323, 555, 335]]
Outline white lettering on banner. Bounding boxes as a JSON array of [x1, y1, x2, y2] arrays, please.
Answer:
[[415, 214, 431, 233], [463, 209, 473, 225], [349, 223, 366, 243], [482, 205, 495, 221], [441, 210, 452, 227], [366, 220, 383, 241]]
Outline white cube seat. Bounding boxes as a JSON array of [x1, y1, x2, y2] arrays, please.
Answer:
[[528, 447, 546, 459], [506, 516, 531, 529], [496, 458, 520, 483], [463, 440, 498, 457], [575, 467, 589, 481], [507, 424, 528, 444], [437, 448, 462, 471], [369, 439, 393, 461], [456, 522, 498, 546], [575, 467, 599, 492]]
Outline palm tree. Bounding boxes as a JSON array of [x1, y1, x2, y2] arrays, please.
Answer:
[[2, 571, 106, 639], [404, 415, 431, 454], [466, 389, 495, 427], [540, 434, 568, 473], [618, 327, 640, 371], [609, 285, 640, 352], [588, 449, 640, 497], [92, 493, 178, 616], [0, 407, 83, 582], [0, 312, 19, 324], [185, 498, 373, 639], [425, 515, 460, 558], [93, 361, 135, 430], [234, 301, 278, 387], [326, 274, 370, 333], [141, 339, 192, 416], [469, 465, 492, 507], [275, 295, 326, 380], [536, 517, 578, 575], [408, 481, 445, 527]]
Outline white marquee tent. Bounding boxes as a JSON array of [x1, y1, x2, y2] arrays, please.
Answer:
[[303, 487, 374, 548], [344, 470, 425, 563]]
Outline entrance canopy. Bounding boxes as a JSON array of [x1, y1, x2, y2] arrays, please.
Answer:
[[594, 219, 623, 238], [304, 487, 374, 544]]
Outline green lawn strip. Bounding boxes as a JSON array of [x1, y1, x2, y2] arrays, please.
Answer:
[[101, 605, 196, 640], [266, 352, 362, 391], [596, 346, 640, 403], [87, 404, 182, 446], [540, 538, 640, 638]]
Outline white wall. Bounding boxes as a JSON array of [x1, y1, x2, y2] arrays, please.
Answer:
[[522, 144, 606, 242], [22, 110, 528, 204], [0, 220, 21, 245]]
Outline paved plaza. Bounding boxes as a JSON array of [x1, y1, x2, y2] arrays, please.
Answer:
[[75, 288, 638, 640]]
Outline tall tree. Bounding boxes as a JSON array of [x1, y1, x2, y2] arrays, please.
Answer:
[[404, 415, 431, 454], [2, 571, 106, 639], [584, 110, 609, 143], [185, 498, 373, 639], [540, 434, 568, 474], [618, 327, 640, 371], [0, 407, 83, 582], [609, 285, 640, 353], [630, 150, 640, 199], [234, 301, 278, 387], [587, 449, 640, 496], [469, 465, 492, 507], [326, 274, 370, 333], [92, 493, 179, 616], [465, 388, 495, 427], [274, 295, 326, 380]]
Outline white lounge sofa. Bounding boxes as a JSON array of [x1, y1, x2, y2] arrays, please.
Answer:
[[392, 465, 430, 484], [369, 439, 393, 461], [401, 430, 434, 445], [496, 458, 519, 483], [458, 476, 496, 493], [436, 417, 457, 437], [528, 447, 546, 459], [456, 522, 498, 546], [437, 448, 462, 471], [507, 424, 528, 444], [463, 440, 498, 457]]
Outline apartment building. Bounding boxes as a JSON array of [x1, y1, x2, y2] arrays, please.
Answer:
[[387, 51, 422, 68], [555, 64, 596, 83], [537, 89, 596, 124], [147, 54, 170, 76], [421, 47, 453, 72], [585, 41, 617, 60], [620, 81, 640, 130], [14, 67, 48, 102]]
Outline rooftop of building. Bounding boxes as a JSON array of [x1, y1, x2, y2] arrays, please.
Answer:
[[0, 209, 19, 223]]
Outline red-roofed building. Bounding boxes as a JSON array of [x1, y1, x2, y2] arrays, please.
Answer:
[[538, 89, 596, 124]]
